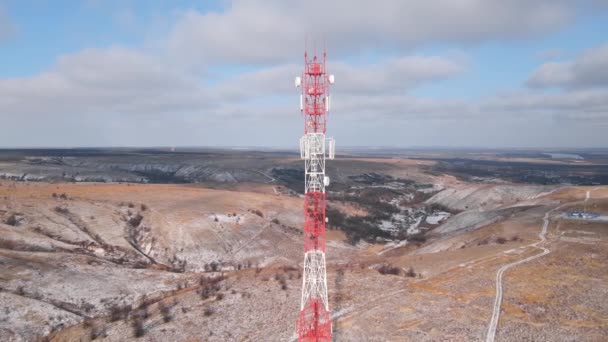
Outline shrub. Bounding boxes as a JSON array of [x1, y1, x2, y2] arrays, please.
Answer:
[[408, 232, 427, 244], [90, 324, 107, 340], [216, 293, 224, 301], [325, 207, 345, 229], [109, 304, 131, 322], [203, 308, 214, 316], [159, 302, 173, 323], [83, 318, 93, 328], [496, 237, 507, 244], [54, 206, 69, 214], [131, 316, 145, 337], [405, 266, 417, 278], [425, 203, 457, 214], [377, 264, 401, 276], [140, 204, 147, 211], [198, 275, 225, 300], [128, 214, 143, 228], [59, 193, 68, 200], [271, 218, 280, 225], [5, 213, 17, 226]]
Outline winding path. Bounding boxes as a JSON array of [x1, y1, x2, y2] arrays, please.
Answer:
[[485, 211, 551, 342], [485, 190, 591, 342]]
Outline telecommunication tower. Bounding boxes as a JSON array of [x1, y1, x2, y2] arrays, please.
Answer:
[[294, 49, 335, 342]]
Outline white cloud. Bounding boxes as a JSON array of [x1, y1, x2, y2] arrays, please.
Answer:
[[167, 0, 578, 66], [527, 44, 608, 89], [1, 1, 607, 147], [212, 55, 465, 102], [0, 47, 213, 116]]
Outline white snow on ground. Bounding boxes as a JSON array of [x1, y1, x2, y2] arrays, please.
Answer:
[[426, 211, 451, 225], [378, 210, 427, 235], [378, 239, 408, 255], [560, 213, 608, 222], [379, 220, 397, 232], [208, 213, 246, 224], [427, 185, 553, 211], [407, 216, 423, 235], [418, 184, 443, 193]]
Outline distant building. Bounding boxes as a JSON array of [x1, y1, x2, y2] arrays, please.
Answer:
[[566, 211, 599, 219]]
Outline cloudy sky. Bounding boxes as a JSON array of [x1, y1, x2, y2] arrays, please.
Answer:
[[1, 1, 607, 148]]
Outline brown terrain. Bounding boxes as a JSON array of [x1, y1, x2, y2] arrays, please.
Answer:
[[1, 150, 607, 341]]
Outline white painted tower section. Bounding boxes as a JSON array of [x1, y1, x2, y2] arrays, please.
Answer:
[[299, 132, 334, 312]]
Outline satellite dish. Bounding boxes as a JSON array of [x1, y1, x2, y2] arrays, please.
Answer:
[[328, 74, 335, 84], [295, 76, 301, 88]]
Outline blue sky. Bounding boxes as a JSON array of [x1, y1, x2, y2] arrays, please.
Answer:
[[1, 1, 607, 147]]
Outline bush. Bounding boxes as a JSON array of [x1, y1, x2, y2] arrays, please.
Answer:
[[128, 214, 143, 228], [203, 308, 214, 316], [425, 203, 455, 214], [271, 218, 280, 225], [140, 204, 147, 211], [477, 238, 490, 246], [342, 216, 391, 244], [159, 302, 173, 323], [131, 316, 145, 337], [198, 275, 225, 300], [204, 261, 219, 272], [5, 213, 17, 226], [405, 266, 417, 278], [377, 264, 401, 276], [109, 304, 131, 322], [408, 232, 427, 244], [54, 206, 69, 214], [496, 237, 507, 244], [251, 209, 264, 218], [90, 324, 107, 340]]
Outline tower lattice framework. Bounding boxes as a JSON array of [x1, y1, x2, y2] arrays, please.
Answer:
[[295, 50, 335, 342]]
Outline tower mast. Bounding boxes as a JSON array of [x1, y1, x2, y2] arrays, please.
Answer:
[[295, 49, 335, 341]]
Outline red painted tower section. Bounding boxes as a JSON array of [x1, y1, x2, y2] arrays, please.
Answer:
[[295, 50, 334, 342]]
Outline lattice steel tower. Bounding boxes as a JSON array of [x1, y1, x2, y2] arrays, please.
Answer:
[[294, 49, 335, 342]]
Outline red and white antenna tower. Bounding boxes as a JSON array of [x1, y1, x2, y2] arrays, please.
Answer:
[[294, 48, 335, 341]]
